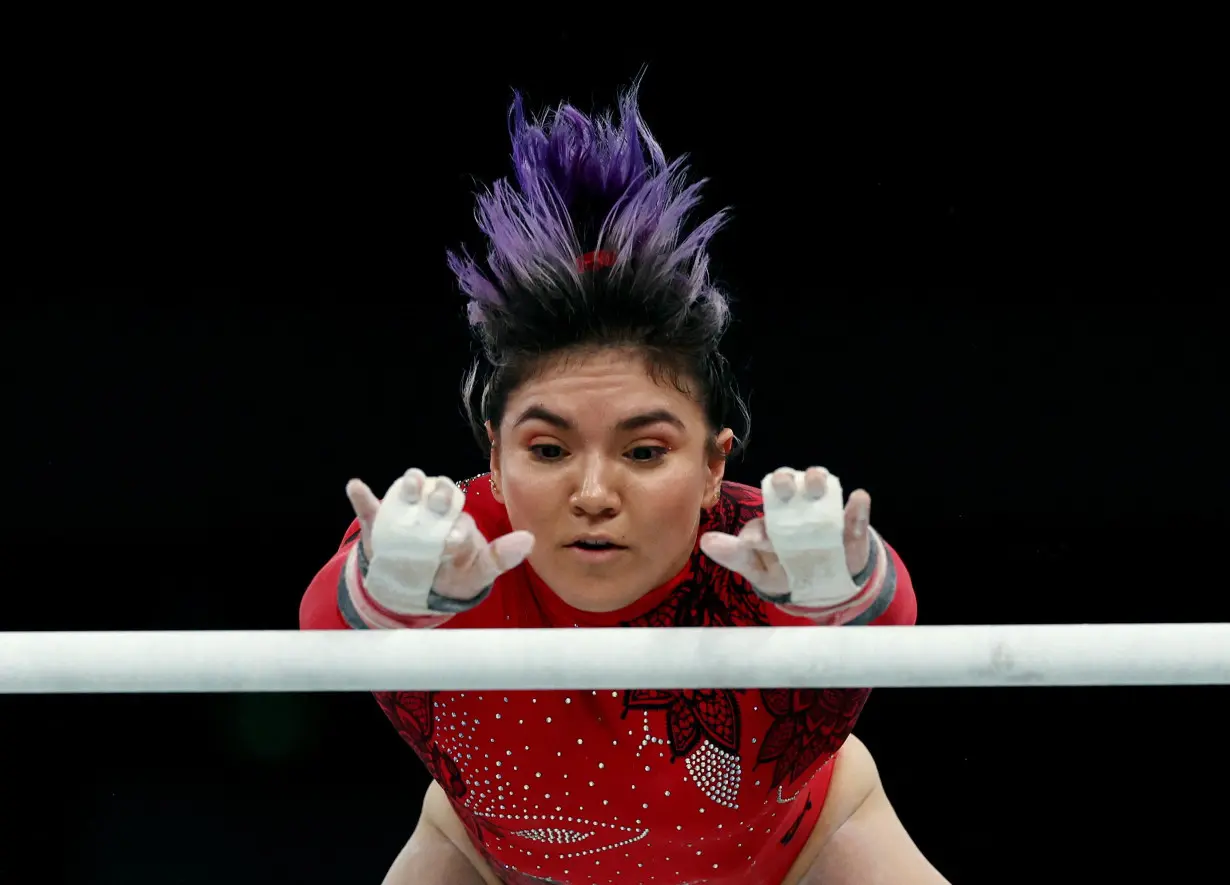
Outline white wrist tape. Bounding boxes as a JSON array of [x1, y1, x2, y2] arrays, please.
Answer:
[[364, 474, 466, 614], [761, 469, 858, 607]]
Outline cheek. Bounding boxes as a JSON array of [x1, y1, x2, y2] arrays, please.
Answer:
[[630, 471, 706, 543], [498, 466, 558, 529]]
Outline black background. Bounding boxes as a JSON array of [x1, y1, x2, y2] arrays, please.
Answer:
[[4, 13, 1227, 884]]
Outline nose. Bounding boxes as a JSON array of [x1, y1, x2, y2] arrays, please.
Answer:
[[570, 454, 620, 517]]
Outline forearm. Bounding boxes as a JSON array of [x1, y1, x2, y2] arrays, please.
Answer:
[[383, 821, 489, 885]]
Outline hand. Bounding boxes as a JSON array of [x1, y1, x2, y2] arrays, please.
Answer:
[[699, 466, 872, 606], [345, 469, 535, 611]]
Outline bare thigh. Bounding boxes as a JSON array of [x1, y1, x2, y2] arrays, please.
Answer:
[[778, 735, 878, 885], [419, 780, 503, 885]]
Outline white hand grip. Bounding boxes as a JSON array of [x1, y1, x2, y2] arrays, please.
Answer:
[[365, 474, 466, 613], [762, 469, 857, 606]]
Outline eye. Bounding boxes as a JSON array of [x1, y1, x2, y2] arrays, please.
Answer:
[[627, 445, 669, 463], [529, 444, 566, 461]]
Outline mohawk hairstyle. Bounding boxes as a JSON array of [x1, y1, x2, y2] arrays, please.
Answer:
[[449, 76, 750, 457]]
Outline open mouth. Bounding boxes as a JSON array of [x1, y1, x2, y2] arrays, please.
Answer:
[[568, 540, 627, 551]]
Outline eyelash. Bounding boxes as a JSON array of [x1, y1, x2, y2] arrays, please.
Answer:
[[529, 444, 669, 465]]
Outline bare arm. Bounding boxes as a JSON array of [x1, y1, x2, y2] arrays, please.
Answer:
[[799, 738, 949, 885]]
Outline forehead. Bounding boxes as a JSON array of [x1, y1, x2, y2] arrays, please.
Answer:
[[506, 349, 704, 424]]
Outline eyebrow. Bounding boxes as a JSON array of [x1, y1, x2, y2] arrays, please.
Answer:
[[512, 405, 687, 434]]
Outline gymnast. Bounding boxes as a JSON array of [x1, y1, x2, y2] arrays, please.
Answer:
[[300, 79, 946, 884]]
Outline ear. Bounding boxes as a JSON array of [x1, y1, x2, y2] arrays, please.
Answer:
[[486, 420, 505, 503], [704, 428, 735, 509]]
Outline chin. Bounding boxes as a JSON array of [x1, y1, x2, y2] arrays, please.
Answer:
[[543, 560, 649, 612]]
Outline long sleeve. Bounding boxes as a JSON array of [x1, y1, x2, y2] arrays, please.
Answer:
[[298, 519, 454, 630], [848, 530, 916, 625]]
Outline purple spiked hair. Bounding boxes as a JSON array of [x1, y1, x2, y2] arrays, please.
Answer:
[[450, 77, 749, 459], [447, 77, 729, 333]]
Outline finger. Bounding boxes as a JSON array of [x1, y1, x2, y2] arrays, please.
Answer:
[[802, 466, 829, 500], [739, 517, 776, 553], [770, 468, 797, 502], [441, 513, 482, 569], [345, 479, 381, 526], [489, 530, 535, 573], [844, 489, 871, 539], [436, 525, 533, 600], [427, 476, 457, 515], [754, 545, 781, 575], [699, 531, 765, 580], [399, 468, 426, 504], [737, 517, 783, 574]]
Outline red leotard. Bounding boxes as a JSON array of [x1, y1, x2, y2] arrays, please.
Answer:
[[300, 476, 916, 885]]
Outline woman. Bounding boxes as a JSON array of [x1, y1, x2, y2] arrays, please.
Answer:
[[300, 80, 947, 884]]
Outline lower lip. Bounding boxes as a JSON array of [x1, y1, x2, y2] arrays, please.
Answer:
[[567, 545, 628, 563]]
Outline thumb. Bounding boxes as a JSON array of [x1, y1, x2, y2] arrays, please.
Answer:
[[489, 530, 536, 574], [434, 528, 535, 602], [699, 531, 756, 575], [345, 479, 381, 558]]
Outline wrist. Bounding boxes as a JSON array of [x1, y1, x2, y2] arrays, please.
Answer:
[[357, 542, 494, 616], [757, 528, 886, 620]]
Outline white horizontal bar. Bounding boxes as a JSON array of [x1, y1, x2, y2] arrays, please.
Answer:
[[3, 625, 1229, 693]]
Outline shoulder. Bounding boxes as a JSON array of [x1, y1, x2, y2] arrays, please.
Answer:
[[704, 479, 764, 533], [456, 472, 511, 538], [721, 479, 763, 506]]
